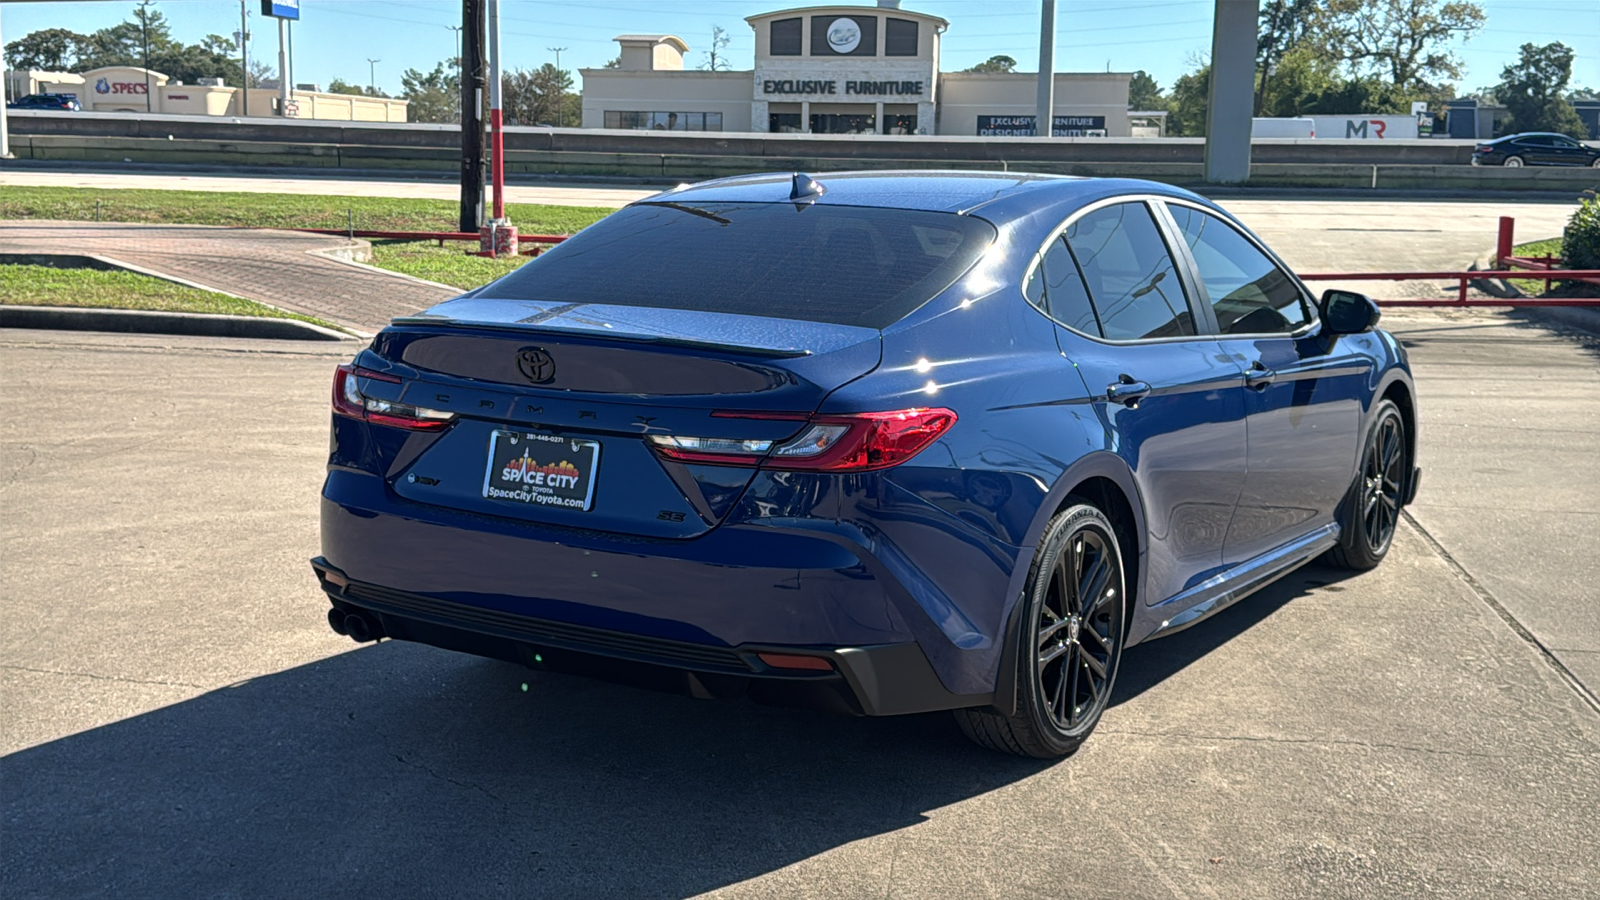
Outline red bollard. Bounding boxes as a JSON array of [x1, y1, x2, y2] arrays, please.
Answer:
[[1497, 216, 1514, 267]]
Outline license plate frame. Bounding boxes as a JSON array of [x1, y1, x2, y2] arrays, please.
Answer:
[[481, 430, 601, 512]]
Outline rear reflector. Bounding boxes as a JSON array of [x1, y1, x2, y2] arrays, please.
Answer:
[[647, 407, 956, 472], [332, 364, 456, 431], [756, 652, 835, 672]]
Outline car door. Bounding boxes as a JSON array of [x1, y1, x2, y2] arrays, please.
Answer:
[[1028, 199, 1249, 606], [1159, 200, 1370, 567], [1550, 135, 1586, 165]]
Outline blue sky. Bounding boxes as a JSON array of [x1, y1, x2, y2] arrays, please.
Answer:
[[3, 0, 1596, 97]]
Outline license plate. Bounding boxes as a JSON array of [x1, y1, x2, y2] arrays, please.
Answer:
[[482, 430, 601, 512]]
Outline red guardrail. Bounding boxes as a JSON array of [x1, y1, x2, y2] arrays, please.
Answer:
[[1298, 269, 1600, 306]]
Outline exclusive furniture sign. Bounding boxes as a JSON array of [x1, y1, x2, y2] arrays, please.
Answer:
[[977, 115, 1106, 137], [762, 79, 926, 97]]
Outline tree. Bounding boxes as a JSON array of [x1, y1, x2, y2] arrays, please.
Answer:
[[1167, 63, 1210, 136], [1496, 42, 1588, 138], [503, 63, 574, 126], [400, 62, 459, 124], [1256, 0, 1320, 114], [603, 57, 620, 69], [964, 55, 1017, 74], [4, 28, 86, 70], [701, 26, 731, 72], [1317, 0, 1484, 89], [326, 78, 368, 96], [1128, 70, 1163, 110]]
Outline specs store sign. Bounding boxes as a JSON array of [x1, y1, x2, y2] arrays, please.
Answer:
[[978, 115, 1106, 137], [94, 78, 148, 95]]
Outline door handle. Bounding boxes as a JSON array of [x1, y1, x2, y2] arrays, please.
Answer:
[[1106, 375, 1152, 407], [1246, 361, 1276, 390]]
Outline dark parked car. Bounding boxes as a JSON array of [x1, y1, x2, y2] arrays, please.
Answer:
[[1472, 132, 1600, 167], [6, 93, 81, 111], [313, 172, 1420, 758]]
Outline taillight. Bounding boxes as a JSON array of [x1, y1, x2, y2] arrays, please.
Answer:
[[331, 364, 455, 431], [647, 408, 956, 472]]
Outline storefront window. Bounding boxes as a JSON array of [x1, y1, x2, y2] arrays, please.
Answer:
[[883, 114, 917, 135], [810, 113, 876, 134], [770, 18, 802, 56], [885, 19, 918, 56], [769, 113, 803, 133], [604, 111, 723, 131]]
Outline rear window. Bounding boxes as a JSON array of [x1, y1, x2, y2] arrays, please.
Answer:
[[489, 202, 996, 329]]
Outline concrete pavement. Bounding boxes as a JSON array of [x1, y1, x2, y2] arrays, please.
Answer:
[[1, 321, 1596, 898]]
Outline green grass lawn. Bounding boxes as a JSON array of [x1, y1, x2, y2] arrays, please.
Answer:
[[0, 185, 612, 236], [1509, 237, 1564, 295], [0, 264, 340, 328], [367, 240, 531, 289]]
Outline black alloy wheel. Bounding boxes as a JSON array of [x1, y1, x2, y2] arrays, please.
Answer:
[[1325, 399, 1407, 570], [1362, 411, 1405, 556], [1035, 524, 1120, 733], [956, 503, 1126, 758]]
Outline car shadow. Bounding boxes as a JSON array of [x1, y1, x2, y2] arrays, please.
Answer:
[[1, 640, 1049, 898], [1112, 561, 1358, 707]]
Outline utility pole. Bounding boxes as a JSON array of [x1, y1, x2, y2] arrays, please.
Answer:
[[547, 46, 568, 128], [238, 0, 249, 116], [139, 0, 153, 113], [1035, 0, 1055, 138], [1, 4, 10, 160], [448, 25, 464, 78], [366, 58, 381, 96], [459, 0, 486, 233]]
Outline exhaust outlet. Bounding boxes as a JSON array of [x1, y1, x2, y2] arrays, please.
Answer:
[[327, 607, 349, 636], [344, 611, 377, 643]]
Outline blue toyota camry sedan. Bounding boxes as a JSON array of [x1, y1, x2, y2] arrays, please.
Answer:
[[313, 172, 1420, 758]]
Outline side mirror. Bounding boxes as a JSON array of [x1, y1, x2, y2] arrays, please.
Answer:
[[1320, 289, 1381, 335]]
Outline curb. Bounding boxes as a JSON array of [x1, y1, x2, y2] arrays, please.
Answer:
[[0, 304, 358, 341]]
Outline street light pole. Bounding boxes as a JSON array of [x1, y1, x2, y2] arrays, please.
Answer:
[[366, 58, 381, 96], [139, 0, 153, 113], [239, 0, 249, 116], [547, 46, 567, 128]]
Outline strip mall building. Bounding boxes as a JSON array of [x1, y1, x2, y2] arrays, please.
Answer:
[[580, 3, 1133, 136]]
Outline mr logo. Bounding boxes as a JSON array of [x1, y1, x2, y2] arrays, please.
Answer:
[[1346, 119, 1388, 139]]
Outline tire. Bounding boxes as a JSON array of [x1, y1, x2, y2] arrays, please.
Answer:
[[1590, 158, 1600, 168], [1503, 156, 1525, 168], [1325, 399, 1407, 571], [956, 502, 1126, 758]]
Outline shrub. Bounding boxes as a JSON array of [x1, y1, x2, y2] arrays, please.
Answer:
[[1563, 191, 1600, 271]]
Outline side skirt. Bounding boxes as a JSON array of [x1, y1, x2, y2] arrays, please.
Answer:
[[1131, 523, 1341, 645]]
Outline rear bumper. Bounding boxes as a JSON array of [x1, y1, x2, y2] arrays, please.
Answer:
[[313, 558, 990, 716]]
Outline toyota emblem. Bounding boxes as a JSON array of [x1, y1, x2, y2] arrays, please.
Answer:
[[517, 348, 555, 383]]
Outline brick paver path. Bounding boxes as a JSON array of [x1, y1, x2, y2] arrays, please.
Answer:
[[1, 221, 457, 332]]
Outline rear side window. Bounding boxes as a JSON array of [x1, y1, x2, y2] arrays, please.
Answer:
[[491, 202, 995, 329], [1063, 202, 1195, 341], [1167, 205, 1309, 335], [1025, 237, 1101, 336]]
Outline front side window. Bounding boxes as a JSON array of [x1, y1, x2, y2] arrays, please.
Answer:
[[1063, 202, 1195, 340], [1167, 205, 1309, 335]]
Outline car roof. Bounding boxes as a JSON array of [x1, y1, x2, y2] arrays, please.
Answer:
[[646, 170, 1208, 216]]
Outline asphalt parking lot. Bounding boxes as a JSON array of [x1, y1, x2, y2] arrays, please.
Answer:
[[2, 309, 1596, 899]]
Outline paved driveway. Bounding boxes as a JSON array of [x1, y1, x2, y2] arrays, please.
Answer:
[[1, 318, 1595, 898], [0, 221, 455, 332]]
